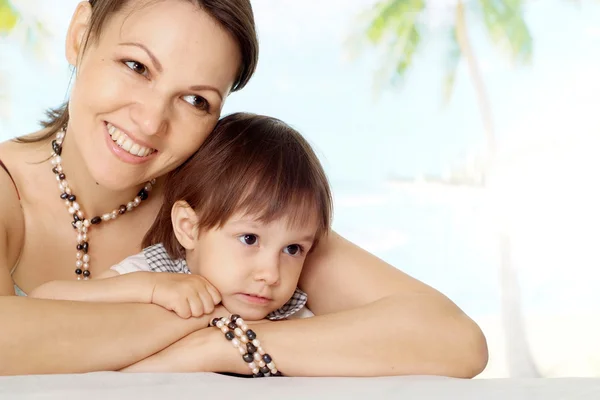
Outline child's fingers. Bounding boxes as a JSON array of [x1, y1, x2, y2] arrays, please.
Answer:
[[197, 289, 216, 314], [205, 283, 222, 305], [174, 298, 192, 319], [187, 294, 205, 318]]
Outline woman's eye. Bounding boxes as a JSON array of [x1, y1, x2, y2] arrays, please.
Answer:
[[283, 244, 303, 256], [124, 61, 148, 77], [182, 95, 209, 111], [238, 234, 258, 246]]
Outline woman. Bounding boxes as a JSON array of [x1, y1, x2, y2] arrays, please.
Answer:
[[0, 0, 487, 377]]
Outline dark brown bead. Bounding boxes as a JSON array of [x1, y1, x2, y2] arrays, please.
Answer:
[[68, 195, 76, 202], [118, 205, 127, 214], [227, 322, 237, 330], [75, 268, 82, 275], [73, 214, 80, 222], [82, 242, 89, 253], [60, 193, 69, 200], [246, 329, 256, 340], [246, 343, 257, 354], [262, 354, 272, 364], [211, 318, 220, 327], [52, 167, 59, 174], [52, 140, 62, 155], [76, 244, 83, 251], [253, 372, 264, 378], [243, 353, 254, 363], [260, 366, 270, 374], [71, 221, 77, 229], [231, 314, 240, 322], [91, 216, 101, 225], [225, 331, 235, 341], [138, 189, 148, 201], [58, 173, 66, 180], [83, 270, 90, 277]]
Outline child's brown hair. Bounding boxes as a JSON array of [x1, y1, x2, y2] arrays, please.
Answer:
[[143, 112, 333, 259]]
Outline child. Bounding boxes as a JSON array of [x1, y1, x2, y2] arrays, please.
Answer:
[[30, 113, 332, 322]]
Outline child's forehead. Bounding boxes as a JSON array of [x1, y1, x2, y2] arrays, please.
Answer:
[[226, 210, 320, 233]]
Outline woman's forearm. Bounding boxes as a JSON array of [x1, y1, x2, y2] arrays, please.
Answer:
[[0, 296, 210, 375], [132, 292, 488, 377]]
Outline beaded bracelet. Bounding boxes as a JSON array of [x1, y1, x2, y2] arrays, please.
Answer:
[[211, 314, 282, 377]]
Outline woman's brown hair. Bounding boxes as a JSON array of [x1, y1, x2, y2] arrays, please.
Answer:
[[143, 112, 333, 259], [17, 0, 258, 143]]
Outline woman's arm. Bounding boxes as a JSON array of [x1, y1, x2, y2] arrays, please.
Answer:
[[126, 232, 488, 377]]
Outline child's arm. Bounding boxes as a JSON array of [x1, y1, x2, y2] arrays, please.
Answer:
[[28, 269, 156, 303]]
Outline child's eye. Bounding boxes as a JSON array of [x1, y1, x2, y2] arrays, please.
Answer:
[[124, 60, 149, 77], [283, 244, 303, 256], [182, 95, 210, 111], [238, 234, 258, 246]]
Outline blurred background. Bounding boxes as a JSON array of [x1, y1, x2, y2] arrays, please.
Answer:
[[2, 0, 599, 378]]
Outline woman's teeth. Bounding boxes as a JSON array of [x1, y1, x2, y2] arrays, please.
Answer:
[[107, 123, 155, 157]]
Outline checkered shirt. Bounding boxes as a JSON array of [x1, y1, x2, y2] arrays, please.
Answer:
[[143, 243, 307, 320]]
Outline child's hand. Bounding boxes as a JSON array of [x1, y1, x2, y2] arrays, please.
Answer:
[[150, 274, 222, 318]]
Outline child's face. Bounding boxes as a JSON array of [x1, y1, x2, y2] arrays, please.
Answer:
[[186, 212, 318, 320]]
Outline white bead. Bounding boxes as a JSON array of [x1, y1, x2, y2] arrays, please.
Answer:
[[64, 200, 71, 207], [77, 276, 82, 281], [216, 320, 224, 328], [68, 207, 75, 214], [75, 221, 83, 229], [77, 211, 84, 219], [252, 339, 260, 347], [57, 165, 63, 173], [102, 214, 111, 221], [133, 197, 141, 206], [82, 227, 88, 233], [65, 187, 71, 195], [83, 277, 89, 281], [231, 338, 240, 347], [82, 254, 90, 263], [241, 324, 248, 331], [267, 362, 275, 370], [82, 233, 87, 242], [57, 132, 65, 140], [144, 183, 152, 192], [258, 347, 265, 355], [51, 156, 60, 165], [220, 326, 228, 334], [252, 367, 259, 374], [127, 202, 134, 211], [259, 360, 266, 368], [61, 179, 68, 188], [248, 362, 256, 370], [56, 175, 61, 182], [76, 251, 83, 259], [238, 346, 246, 355], [83, 220, 91, 228], [236, 318, 244, 326], [254, 353, 261, 362], [77, 234, 83, 243], [76, 260, 83, 268], [234, 328, 243, 337], [72, 202, 80, 211], [110, 211, 118, 219], [83, 263, 89, 270], [271, 368, 278, 374], [240, 335, 249, 344]]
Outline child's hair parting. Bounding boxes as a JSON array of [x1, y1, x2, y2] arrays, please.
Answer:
[[143, 112, 333, 259]]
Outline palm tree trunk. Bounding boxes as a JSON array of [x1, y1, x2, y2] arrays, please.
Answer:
[[455, 0, 540, 378]]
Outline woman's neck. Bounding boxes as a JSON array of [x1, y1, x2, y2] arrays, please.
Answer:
[[54, 130, 163, 218]]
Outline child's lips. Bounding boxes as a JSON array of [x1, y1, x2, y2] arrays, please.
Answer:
[[238, 293, 272, 305]]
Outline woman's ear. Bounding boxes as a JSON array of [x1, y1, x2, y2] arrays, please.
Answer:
[[171, 201, 200, 251], [65, 1, 93, 67]]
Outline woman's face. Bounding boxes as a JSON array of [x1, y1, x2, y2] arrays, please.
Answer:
[[66, 0, 241, 190]]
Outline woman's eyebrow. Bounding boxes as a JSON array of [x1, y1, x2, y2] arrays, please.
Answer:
[[119, 42, 162, 72]]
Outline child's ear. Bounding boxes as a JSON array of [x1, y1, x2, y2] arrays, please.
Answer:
[[65, 1, 92, 67], [171, 201, 200, 251]]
